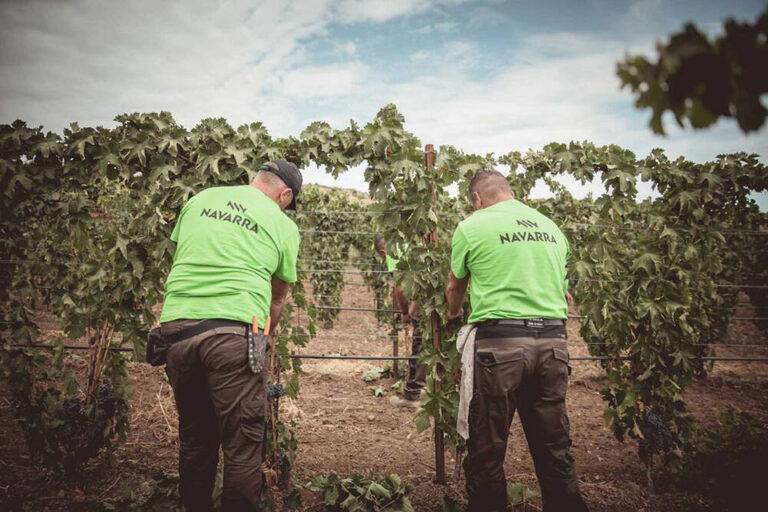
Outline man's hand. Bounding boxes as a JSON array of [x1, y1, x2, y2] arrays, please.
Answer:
[[269, 276, 291, 327], [446, 306, 464, 322], [566, 291, 574, 306], [445, 270, 469, 323]]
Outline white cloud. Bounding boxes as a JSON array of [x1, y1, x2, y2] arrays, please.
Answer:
[[337, 41, 358, 56], [0, 0, 340, 133], [468, 4, 512, 27], [333, 0, 466, 24], [620, 0, 665, 34], [414, 20, 458, 34], [280, 62, 371, 100], [410, 50, 430, 63]]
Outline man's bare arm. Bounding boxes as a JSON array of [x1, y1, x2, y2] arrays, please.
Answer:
[[269, 276, 291, 328], [392, 272, 410, 318], [445, 270, 469, 321]]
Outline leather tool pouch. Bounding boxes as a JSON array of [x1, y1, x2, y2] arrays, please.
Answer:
[[146, 327, 171, 366], [247, 326, 270, 374]]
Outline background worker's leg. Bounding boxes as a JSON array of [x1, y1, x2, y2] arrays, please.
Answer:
[[164, 322, 220, 512], [518, 340, 588, 512], [403, 323, 426, 400], [464, 338, 526, 512], [200, 334, 266, 511]]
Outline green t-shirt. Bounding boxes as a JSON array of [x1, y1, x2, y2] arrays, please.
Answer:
[[160, 185, 300, 325], [385, 254, 399, 273], [450, 199, 569, 323], [385, 243, 410, 273]]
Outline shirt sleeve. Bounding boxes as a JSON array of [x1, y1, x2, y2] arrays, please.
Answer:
[[170, 197, 192, 242], [563, 231, 571, 291], [275, 227, 300, 283], [170, 217, 182, 243], [450, 226, 470, 279]]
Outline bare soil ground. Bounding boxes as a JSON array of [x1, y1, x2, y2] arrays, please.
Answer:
[[1, 283, 767, 511]]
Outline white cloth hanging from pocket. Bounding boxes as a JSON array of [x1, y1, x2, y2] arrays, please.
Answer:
[[456, 323, 477, 441]]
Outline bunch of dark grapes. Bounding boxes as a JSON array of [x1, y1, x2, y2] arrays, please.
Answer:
[[277, 452, 292, 490], [96, 383, 116, 419], [58, 396, 88, 445], [267, 384, 285, 399], [55, 396, 90, 473], [639, 406, 676, 461], [88, 383, 116, 448]]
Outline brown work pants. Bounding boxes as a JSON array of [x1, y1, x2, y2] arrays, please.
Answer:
[[162, 320, 267, 512], [465, 329, 588, 512], [403, 321, 426, 400]]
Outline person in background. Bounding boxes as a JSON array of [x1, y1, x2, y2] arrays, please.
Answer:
[[159, 160, 302, 511], [445, 170, 588, 512], [374, 234, 426, 408]]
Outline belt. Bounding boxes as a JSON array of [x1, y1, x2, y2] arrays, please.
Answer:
[[479, 318, 565, 328], [164, 319, 249, 344]]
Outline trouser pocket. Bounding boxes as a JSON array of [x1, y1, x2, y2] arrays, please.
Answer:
[[240, 373, 267, 443], [541, 345, 570, 401], [475, 345, 524, 397]]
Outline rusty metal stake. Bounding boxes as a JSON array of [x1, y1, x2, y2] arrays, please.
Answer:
[[431, 309, 446, 484], [392, 284, 399, 379], [425, 143, 446, 484]]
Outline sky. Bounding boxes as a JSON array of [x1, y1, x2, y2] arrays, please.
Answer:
[[1, 0, 766, 206]]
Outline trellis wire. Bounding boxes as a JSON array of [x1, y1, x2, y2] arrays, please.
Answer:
[[308, 305, 590, 319], [4, 210, 763, 235], [7, 344, 768, 362], [4, 313, 768, 327], [293, 210, 768, 234], [3, 261, 767, 290], [299, 267, 768, 288]]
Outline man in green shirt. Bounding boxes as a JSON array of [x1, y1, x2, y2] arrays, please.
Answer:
[[373, 235, 426, 408], [445, 171, 588, 512], [159, 159, 302, 512]]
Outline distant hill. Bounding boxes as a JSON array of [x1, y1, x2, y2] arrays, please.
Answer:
[[307, 183, 370, 203]]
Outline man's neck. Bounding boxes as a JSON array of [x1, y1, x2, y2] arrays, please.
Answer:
[[251, 181, 280, 206], [480, 194, 514, 210]]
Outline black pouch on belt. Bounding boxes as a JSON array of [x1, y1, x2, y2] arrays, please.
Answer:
[[146, 327, 170, 366], [247, 326, 270, 374]]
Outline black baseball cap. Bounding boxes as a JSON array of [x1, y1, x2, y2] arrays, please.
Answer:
[[259, 159, 303, 210]]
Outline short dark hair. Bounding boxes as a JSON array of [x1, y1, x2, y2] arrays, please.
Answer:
[[374, 234, 386, 251], [469, 170, 511, 199]]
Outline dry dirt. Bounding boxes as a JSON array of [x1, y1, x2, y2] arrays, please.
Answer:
[[1, 283, 767, 511]]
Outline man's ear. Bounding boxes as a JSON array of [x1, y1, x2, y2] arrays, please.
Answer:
[[281, 188, 293, 208], [471, 191, 482, 210]]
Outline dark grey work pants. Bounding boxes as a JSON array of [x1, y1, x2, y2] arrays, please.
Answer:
[[403, 321, 427, 400], [465, 326, 589, 512], [162, 320, 267, 512]]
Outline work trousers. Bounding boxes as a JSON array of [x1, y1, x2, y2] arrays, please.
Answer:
[[403, 321, 427, 400], [162, 320, 267, 512], [465, 327, 588, 512]]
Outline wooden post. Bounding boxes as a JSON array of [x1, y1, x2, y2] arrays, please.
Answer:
[[392, 284, 399, 378], [425, 143, 446, 484]]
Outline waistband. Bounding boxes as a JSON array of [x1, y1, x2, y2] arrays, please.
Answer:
[[164, 319, 249, 344], [478, 318, 566, 328]]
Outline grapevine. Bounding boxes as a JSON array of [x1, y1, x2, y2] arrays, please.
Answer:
[[2, 105, 766, 493]]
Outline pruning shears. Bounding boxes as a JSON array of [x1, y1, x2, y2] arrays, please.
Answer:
[[247, 314, 271, 374]]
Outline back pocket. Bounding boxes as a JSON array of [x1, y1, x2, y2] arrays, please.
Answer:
[[543, 346, 570, 400], [476, 347, 524, 397]]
